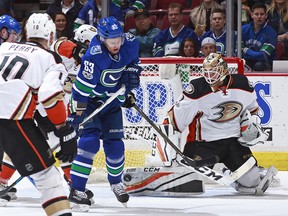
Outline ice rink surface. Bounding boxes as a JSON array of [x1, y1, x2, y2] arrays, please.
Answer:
[[0, 171, 287, 216]]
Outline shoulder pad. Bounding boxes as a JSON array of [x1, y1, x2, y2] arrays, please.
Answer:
[[230, 74, 254, 93], [183, 77, 211, 99]]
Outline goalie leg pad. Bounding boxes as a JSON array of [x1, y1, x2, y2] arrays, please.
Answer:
[[236, 165, 278, 195], [237, 165, 260, 188], [156, 124, 181, 167], [123, 166, 204, 196]]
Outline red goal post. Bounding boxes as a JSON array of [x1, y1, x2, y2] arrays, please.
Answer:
[[89, 57, 245, 182]]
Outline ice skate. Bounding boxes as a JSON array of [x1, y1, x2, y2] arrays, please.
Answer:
[[236, 166, 278, 195], [111, 182, 129, 207], [85, 188, 95, 204], [255, 165, 278, 195], [0, 194, 10, 207], [0, 182, 17, 200], [68, 188, 91, 212]]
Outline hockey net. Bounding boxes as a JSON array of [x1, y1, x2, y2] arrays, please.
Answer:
[[88, 57, 245, 183]]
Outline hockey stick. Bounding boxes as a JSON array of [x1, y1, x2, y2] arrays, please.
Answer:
[[132, 104, 219, 168], [79, 85, 126, 129], [0, 143, 61, 197], [132, 103, 255, 187]]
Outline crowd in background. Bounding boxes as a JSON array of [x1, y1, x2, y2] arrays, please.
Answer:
[[0, 0, 287, 71]]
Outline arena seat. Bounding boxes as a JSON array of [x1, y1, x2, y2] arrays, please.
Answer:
[[156, 0, 186, 9], [275, 41, 284, 60], [191, 0, 202, 9]]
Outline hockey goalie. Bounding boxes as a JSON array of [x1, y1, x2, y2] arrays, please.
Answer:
[[123, 53, 279, 196]]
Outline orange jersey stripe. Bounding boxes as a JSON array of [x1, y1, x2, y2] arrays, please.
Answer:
[[16, 120, 48, 169]]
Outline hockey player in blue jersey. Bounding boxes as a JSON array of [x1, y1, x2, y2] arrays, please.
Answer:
[[67, 16, 141, 211], [0, 14, 21, 46]]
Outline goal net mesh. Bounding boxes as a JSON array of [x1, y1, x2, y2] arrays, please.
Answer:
[[88, 57, 244, 183]]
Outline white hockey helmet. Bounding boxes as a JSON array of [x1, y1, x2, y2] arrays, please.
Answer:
[[26, 13, 56, 41], [74, 24, 97, 43], [202, 53, 228, 86]]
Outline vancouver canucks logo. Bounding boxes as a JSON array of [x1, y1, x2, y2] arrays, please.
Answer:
[[111, 23, 118, 30], [210, 101, 243, 122]]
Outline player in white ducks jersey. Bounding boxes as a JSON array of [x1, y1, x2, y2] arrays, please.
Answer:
[[0, 13, 77, 215], [165, 53, 277, 195]]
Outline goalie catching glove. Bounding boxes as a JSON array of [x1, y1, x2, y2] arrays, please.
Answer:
[[54, 124, 78, 163], [238, 110, 269, 147]]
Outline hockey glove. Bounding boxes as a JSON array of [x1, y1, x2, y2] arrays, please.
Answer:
[[66, 114, 84, 134], [122, 92, 136, 108], [121, 65, 142, 94], [72, 42, 88, 64], [54, 124, 78, 163]]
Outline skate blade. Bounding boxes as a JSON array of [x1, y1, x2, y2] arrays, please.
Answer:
[[70, 202, 90, 212], [121, 202, 128, 208]]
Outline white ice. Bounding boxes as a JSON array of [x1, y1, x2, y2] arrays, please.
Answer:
[[0, 171, 287, 216]]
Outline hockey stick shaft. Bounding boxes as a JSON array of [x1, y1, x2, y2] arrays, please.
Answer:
[[132, 103, 254, 186], [79, 85, 126, 129], [0, 143, 61, 197], [132, 104, 218, 168]]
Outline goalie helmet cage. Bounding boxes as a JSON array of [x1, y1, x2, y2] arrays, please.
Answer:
[[88, 57, 245, 183]]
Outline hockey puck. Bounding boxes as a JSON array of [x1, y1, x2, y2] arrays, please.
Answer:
[[123, 174, 132, 182]]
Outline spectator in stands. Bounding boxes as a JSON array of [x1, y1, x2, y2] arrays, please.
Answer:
[[242, 2, 277, 71], [200, 37, 217, 57], [46, 0, 83, 31], [199, 8, 236, 56], [52, 11, 74, 39], [179, 38, 199, 57], [110, 0, 150, 24], [153, 3, 199, 57], [267, 0, 288, 60], [128, 8, 160, 57], [189, 0, 222, 37], [74, 0, 100, 29]]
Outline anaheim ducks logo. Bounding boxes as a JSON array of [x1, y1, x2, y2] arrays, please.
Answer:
[[210, 101, 243, 122]]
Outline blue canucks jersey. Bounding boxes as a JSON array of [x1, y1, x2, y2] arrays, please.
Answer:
[[77, 0, 99, 27], [242, 22, 277, 62], [153, 26, 199, 57], [72, 33, 140, 104]]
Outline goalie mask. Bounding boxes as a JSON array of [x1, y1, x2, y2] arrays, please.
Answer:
[[202, 53, 228, 86]]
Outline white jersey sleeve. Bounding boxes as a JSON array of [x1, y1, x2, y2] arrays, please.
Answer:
[[0, 42, 68, 122]]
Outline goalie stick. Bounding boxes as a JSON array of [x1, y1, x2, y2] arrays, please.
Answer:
[[79, 85, 126, 129], [0, 143, 61, 197], [132, 103, 256, 187], [132, 104, 219, 168]]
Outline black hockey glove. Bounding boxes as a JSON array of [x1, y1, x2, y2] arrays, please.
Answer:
[[122, 92, 136, 108], [54, 125, 78, 163], [121, 65, 142, 94], [72, 41, 88, 64]]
